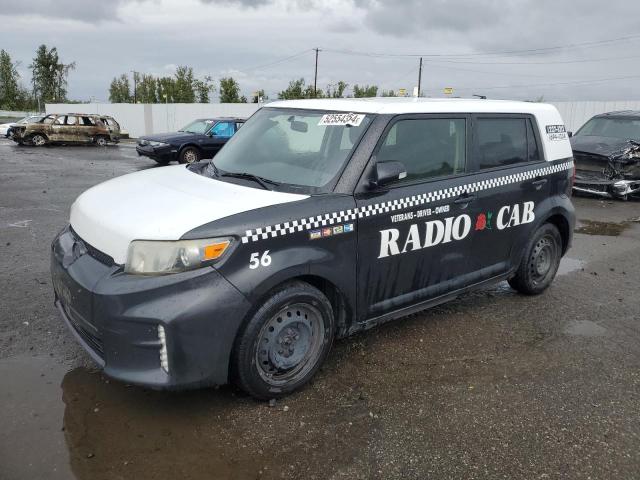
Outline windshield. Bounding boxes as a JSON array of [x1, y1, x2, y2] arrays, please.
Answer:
[[207, 108, 372, 192], [180, 119, 215, 134], [576, 117, 640, 141]]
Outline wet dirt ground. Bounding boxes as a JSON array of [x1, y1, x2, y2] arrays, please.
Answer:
[[1, 138, 639, 480]]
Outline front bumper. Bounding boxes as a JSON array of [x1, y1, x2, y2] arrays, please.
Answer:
[[136, 144, 176, 162], [573, 173, 640, 198], [51, 227, 252, 389]]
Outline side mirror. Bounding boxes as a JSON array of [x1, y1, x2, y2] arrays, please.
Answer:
[[567, 131, 573, 138], [370, 161, 407, 188]]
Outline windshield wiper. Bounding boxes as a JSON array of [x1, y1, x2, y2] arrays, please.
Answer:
[[220, 171, 280, 190]]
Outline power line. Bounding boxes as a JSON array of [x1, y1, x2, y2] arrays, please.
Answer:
[[320, 33, 640, 59], [238, 49, 313, 73], [451, 73, 640, 92], [423, 53, 640, 65]]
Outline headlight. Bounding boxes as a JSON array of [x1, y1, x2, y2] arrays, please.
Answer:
[[125, 237, 233, 275], [148, 141, 169, 147]]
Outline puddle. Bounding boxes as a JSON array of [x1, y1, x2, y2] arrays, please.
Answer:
[[557, 257, 586, 276], [0, 355, 73, 480], [0, 355, 374, 480], [575, 220, 629, 236], [564, 320, 608, 337]]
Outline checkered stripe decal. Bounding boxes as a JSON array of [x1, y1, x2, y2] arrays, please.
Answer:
[[241, 160, 574, 244]]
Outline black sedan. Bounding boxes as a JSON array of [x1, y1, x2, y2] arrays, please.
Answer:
[[136, 117, 245, 164], [570, 111, 640, 199]]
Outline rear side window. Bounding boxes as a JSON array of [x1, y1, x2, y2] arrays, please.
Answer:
[[377, 118, 466, 182], [65, 116, 77, 125], [82, 116, 96, 126], [211, 122, 236, 138], [475, 117, 540, 169]]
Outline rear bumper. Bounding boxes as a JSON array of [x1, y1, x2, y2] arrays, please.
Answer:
[[51, 227, 252, 390]]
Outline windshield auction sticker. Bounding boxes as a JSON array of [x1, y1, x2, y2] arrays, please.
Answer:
[[318, 113, 365, 127]]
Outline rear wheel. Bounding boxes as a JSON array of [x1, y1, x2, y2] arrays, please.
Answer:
[[29, 134, 47, 146], [508, 223, 562, 295], [232, 281, 335, 400], [95, 136, 108, 147], [179, 147, 200, 164]]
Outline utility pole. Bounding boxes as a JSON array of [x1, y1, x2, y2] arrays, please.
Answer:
[[313, 48, 320, 98], [131, 70, 138, 104], [417, 57, 423, 97]]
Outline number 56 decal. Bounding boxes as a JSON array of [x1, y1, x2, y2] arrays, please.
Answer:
[[249, 250, 272, 269]]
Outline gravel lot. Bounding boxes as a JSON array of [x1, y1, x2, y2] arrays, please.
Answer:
[[1, 139, 639, 480]]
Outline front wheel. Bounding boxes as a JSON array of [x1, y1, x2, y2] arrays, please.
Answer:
[[179, 147, 200, 164], [508, 223, 562, 295], [232, 281, 336, 400], [29, 134, 47, 146]]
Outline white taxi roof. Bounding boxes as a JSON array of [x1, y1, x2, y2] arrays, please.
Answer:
[[266, 97, 556, 116], [266, 97, 573, 162]]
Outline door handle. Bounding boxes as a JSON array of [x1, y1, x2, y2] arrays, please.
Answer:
[[453, 192, 476, 206], [531, 178, 548, 190]]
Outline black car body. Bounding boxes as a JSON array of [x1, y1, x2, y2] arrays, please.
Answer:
[[52, 99, 575, 399], [136, 117, 245, 165], [571, 111, 640, 199]]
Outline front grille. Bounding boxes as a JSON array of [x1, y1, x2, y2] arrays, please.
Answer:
[[69, 226, 115, 266], [63, 302, 104, 358]]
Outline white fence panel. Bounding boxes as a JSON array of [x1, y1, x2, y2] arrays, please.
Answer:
[[46, 101, 640, 138]]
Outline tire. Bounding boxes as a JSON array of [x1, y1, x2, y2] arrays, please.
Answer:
[[232, 281, 336, 400], [95, 136, 108, 147], [29, 134, 47, 146], [179, 146, 200, 164], [508, 223, 562, 295]]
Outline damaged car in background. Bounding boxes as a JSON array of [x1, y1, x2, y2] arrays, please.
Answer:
[[11, 113, 120, 147], [571, 111, 640, 199]]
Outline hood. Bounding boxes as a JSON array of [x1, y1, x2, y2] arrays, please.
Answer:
[[70, 165, 308, 264], [570, 135, 632, 158], [140, 131, 204, 143]]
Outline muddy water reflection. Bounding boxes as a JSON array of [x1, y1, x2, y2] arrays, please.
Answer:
[[61, 367, 373, 480]]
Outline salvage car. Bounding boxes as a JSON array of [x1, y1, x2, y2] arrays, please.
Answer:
[[51, 98, 575, 399], [136, 117, 245, 165], [11, 113, 119, 146], [571, 110, 640, 199], [0, 114, 44, 138]]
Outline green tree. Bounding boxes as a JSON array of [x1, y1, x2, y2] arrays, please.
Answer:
[[380, 89, 397, 97], [0, 50, 22, 109], [173, 66, 195, 103], [30, 45, 75, 104], [353, 84, 378, 98], [137, 74, 157, 103], [108, 74, 132, 103], [278, 78, 324, 100], [156, 76, 176, 103], [194, 75, 215, 103], [219, 77, 246, 103], [327, 81, 348, 98]]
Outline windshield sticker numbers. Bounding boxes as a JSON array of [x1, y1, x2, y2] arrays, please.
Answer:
[[378, 202, 535, 259], [309, 223, 354, 240], [390, 205, 449, 224], [546, 125, 567, 141], [249, 250, 272, 269], [318, 113, 365, 127]]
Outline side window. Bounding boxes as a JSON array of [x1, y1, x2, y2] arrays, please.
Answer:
[[65, 115, 77, 125], [526, 119, 541, 161], [82, 116, 96, 126], [376, 118, 466, 183], [211, 122, 235, 138], [53, 116, 65, 125], [475, 118, 529, 169]]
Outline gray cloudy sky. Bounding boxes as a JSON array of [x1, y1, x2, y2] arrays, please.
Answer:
[[1, 0, 638, 102]]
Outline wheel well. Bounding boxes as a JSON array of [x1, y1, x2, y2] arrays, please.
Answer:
[[545, 214, 570, 254], [180, 144, 201, 154], [297, 275, 351, 337]]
